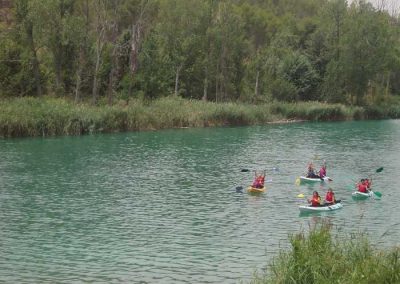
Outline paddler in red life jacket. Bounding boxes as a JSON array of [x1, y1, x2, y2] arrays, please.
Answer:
[[319, 162, 327, 178], [252, 170, 266, 189], [324, 188, 336, 205], [308, 191, 322, 207], [357, 179, 369, 193]]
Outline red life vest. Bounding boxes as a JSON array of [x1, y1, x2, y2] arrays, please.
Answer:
[[326, 192, 335, 203], [358, 183, 368, 193], [311, 196, 321, 206], [252, 176, 264, 188], [319, 167, 326, 178]]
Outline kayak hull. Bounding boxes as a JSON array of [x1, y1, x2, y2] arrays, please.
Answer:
[[247, 186, 266, 193], [299, 176, 332, 183], [352, 191, 373, 199], [299, 202, 343, 212]]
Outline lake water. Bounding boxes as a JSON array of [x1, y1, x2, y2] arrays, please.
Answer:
[[1, 120, 400, 283]]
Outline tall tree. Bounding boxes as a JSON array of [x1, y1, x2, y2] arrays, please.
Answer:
[[32, 0, 78, 95], [14, 0, 42, 96], [342, 0, 395, 104]]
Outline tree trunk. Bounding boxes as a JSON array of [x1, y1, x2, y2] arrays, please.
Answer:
[[130, 24, 140, 75], [202, 66, 208, 101], [254, 70, 260, 98], [107, 70, 115, 105], [128, 23, 141, 97], [74, 0, 89, 103], [174, 64, 182, 97], [74, 48, 84, 103], [92, 37, 103, 105], [26, 23, 42, 97], [215, 63, 219, 102], [107, 49, 117, 105], [385, 71, 390, 98], [92, 50, 101, 105], [54, 40, 63, 94]]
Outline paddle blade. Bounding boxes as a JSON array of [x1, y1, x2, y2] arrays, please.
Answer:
[[295, 178, 300, 186], [297, 193, 305, 198], [236, 186, 244, 192], [241, 169, 250, 172], [373, 191, 382, 198], [376, 167, 384, 173]]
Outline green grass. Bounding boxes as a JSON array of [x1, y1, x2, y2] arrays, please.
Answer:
[[250, 223, 400, 284], [1, 96, 400, 138]]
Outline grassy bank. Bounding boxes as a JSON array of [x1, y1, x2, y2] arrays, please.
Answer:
[[251, 224, 400, 284], [1, 96, 400, 138]]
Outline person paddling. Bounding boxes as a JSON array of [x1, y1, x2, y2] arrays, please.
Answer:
[[306, 162, 319, 178], [324, 188, 336, 205], [252, 170, 266, 189], [357, 179, 369, 193], [308, 191, 322, 207], [319, 161, 327, 178]]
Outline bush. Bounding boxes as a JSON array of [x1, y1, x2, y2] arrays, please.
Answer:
[[251, 223, 400, 284]]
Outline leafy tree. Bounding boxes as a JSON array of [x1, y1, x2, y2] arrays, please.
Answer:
[[12, 0, 44, 96], [341, 0, 395, 105], [277, 51, 319, 101]]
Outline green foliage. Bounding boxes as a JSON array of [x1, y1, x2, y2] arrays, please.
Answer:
[[251, 224, 400, 284], [271, 79, 298, 102], [277, 51, 320, 101], [1, 0, 400, 105], [1, 96, 398, 138]]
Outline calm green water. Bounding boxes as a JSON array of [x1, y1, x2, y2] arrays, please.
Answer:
[[1, 120, 400, 283]]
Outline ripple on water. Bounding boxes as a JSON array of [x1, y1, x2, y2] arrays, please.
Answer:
[[1, 121, 400, 282]]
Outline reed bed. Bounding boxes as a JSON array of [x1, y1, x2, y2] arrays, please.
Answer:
[[1, 96, 400, 138], [250, 224, 400, 284]]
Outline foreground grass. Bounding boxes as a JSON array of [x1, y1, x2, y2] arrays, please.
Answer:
[[251, 224, 400, 284], [1, 96, 400, 138]]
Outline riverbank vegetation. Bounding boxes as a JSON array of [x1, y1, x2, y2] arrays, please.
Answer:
[[251, 224, 400, 284], [1, 0, 400, 137], [1, 96, 400, 138]]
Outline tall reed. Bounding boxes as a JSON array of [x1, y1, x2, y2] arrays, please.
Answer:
[[251, 223, 400, 284], [1, 96, 400, 138]]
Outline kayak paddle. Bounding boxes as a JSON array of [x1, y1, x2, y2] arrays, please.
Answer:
[[368, 167, 384, 178], [241, 168, 279, 173]]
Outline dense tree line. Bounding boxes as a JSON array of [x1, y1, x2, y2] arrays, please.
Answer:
[[0, 0, 399, 105]]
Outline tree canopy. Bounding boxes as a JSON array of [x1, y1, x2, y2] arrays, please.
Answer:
[[0, 0, 399, 105]]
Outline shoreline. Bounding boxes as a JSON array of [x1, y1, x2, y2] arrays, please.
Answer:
[[1, 96, 399, 138]]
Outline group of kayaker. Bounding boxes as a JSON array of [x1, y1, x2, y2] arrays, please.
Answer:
[[308, 188, 337, 206], [249, 160, 375, 206], [306, 161, 327, 179], [357, 178, 372, 193], [306, 161, 333, 206], [304, 161, 374, 206]]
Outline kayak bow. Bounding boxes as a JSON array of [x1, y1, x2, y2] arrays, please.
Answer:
[[247, 186, 266, 193], [299, 202, 343, 212], [299, 176, 332, 183]]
